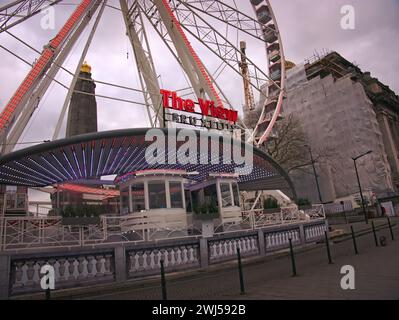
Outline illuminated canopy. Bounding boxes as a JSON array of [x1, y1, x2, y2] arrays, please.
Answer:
[[0, 128, 296, 198]]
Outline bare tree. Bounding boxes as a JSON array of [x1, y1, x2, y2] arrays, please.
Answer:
[[263, 113, 335, 174]]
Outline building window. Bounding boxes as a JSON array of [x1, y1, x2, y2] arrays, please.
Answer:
[[131, 183, 145, 212], [170, 182, 183, 208], [232, 183, 240, 207], [220, 182, 232, 208], [148, 181, 167, 209], [120, 187, 130, 215]]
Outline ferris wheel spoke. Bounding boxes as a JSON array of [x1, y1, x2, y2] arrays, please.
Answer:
[[121, 0, 162, 128], [180, 0, 275, 40], [170, 1, 280, 93]]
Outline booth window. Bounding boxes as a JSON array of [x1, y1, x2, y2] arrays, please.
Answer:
[[220, 182, 232, 207], [120, 187, 130, 215], [204, 184, 218, 207], [131, 183, 145, 212], [232, 183, 240, 207], [148, 181, 167, 209], [170, 182, 183, 208]]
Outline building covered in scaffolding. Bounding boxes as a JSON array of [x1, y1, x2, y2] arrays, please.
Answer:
[[283, 51, 399, 207]]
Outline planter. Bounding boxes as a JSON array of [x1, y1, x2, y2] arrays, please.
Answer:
[[193, 212, 220, 220], [61, 217, 101, 226]]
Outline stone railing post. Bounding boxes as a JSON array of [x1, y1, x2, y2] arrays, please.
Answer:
[[114, 246, 127, 282], [299, 223, 306, 244], [199, 238, 209, 268], [0, 254, 10, 299], [258, 229, 265, 255]]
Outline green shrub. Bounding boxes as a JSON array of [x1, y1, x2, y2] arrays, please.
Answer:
[[297, 198, 311, 206], [263, 198, 279, 209]]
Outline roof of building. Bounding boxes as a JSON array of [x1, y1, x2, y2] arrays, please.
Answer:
[[0, 128, 297, 198]]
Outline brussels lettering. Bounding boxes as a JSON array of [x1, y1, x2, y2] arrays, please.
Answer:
[[160, 89, 238, 126]]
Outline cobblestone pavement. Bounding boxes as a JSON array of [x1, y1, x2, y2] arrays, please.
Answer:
[[72, 218, 399, 300]]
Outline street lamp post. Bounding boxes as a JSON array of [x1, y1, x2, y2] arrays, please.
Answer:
[[352, 150, 373, 224], [305, 145, 323, 204]]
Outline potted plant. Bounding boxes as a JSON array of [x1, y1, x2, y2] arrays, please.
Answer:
[[193, 203, 220, 220], [61, 204, 101, 226], [297, 198, 312, 210], [263, 197, 280, 214]]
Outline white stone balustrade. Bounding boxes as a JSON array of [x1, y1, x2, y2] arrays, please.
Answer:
[[128, 244, 200, 276], [11, 253, 114, 294], [209, 235, 259, 262], [265, 228, 300, 250], [305, 224, 327, 242]]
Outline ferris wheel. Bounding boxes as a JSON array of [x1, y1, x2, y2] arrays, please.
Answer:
[[0, 0, 286, 154]]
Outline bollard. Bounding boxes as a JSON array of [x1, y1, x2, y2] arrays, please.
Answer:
[[288, 238, 297, 277], [160, 260, 167, 300], [387, 217, 394, 241], [45, 288, 51, 300], [371, 221, 379, 247], [350, 225, 358, 255], [324, 231, 333, 264], [236, 248, 245, 295]]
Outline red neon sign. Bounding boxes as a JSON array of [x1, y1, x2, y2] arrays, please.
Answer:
[[160, 89, 238, 123]]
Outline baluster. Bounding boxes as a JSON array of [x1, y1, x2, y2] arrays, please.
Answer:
[[241, 238, 247, 252], [104, 254, 112, 276], [163, 249, 170, 267], [182, 247, 188, 264], [219, 241, 224, 256], [72, 259, 79, 279], [95, 255, 104, 277], [26, 261, 35, 286], [21, 263, 29, 286], [156, 250, 162, 267], [142, 251, 149, 270], [78, 257, 85, 279], [266, 235, 270, 248], [188, 247, 195, 263], [13, 262, 24, 288], [251, 237, 257, 251], [99, 256, 106, 275], [211, 243, 217, 258], [49, 259, 59, 281], [228, 241, 233, 255], [176, 248, 182, 265], [86, 256, 95, 277], [33, 261, 42, 284], [149, 251, 156, 269], [223, 242, 228, 256], [133, 252, 140, 272], [170, 248, 176, 266], [58, 258, 66, 281]]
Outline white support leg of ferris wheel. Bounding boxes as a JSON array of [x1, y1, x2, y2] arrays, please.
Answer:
[[151, 0, 221, 105], [4, 1, 102, 153], [120, 0, 162, 128], [53, 0, 106, 140]]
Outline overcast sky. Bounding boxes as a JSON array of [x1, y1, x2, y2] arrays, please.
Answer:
[[0, 0, 398, 149]]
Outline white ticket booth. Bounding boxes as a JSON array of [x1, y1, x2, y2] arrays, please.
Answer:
[[187, 174, 242, 225], [117, 170, 189, 233], [116, 170, 242, 235]]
